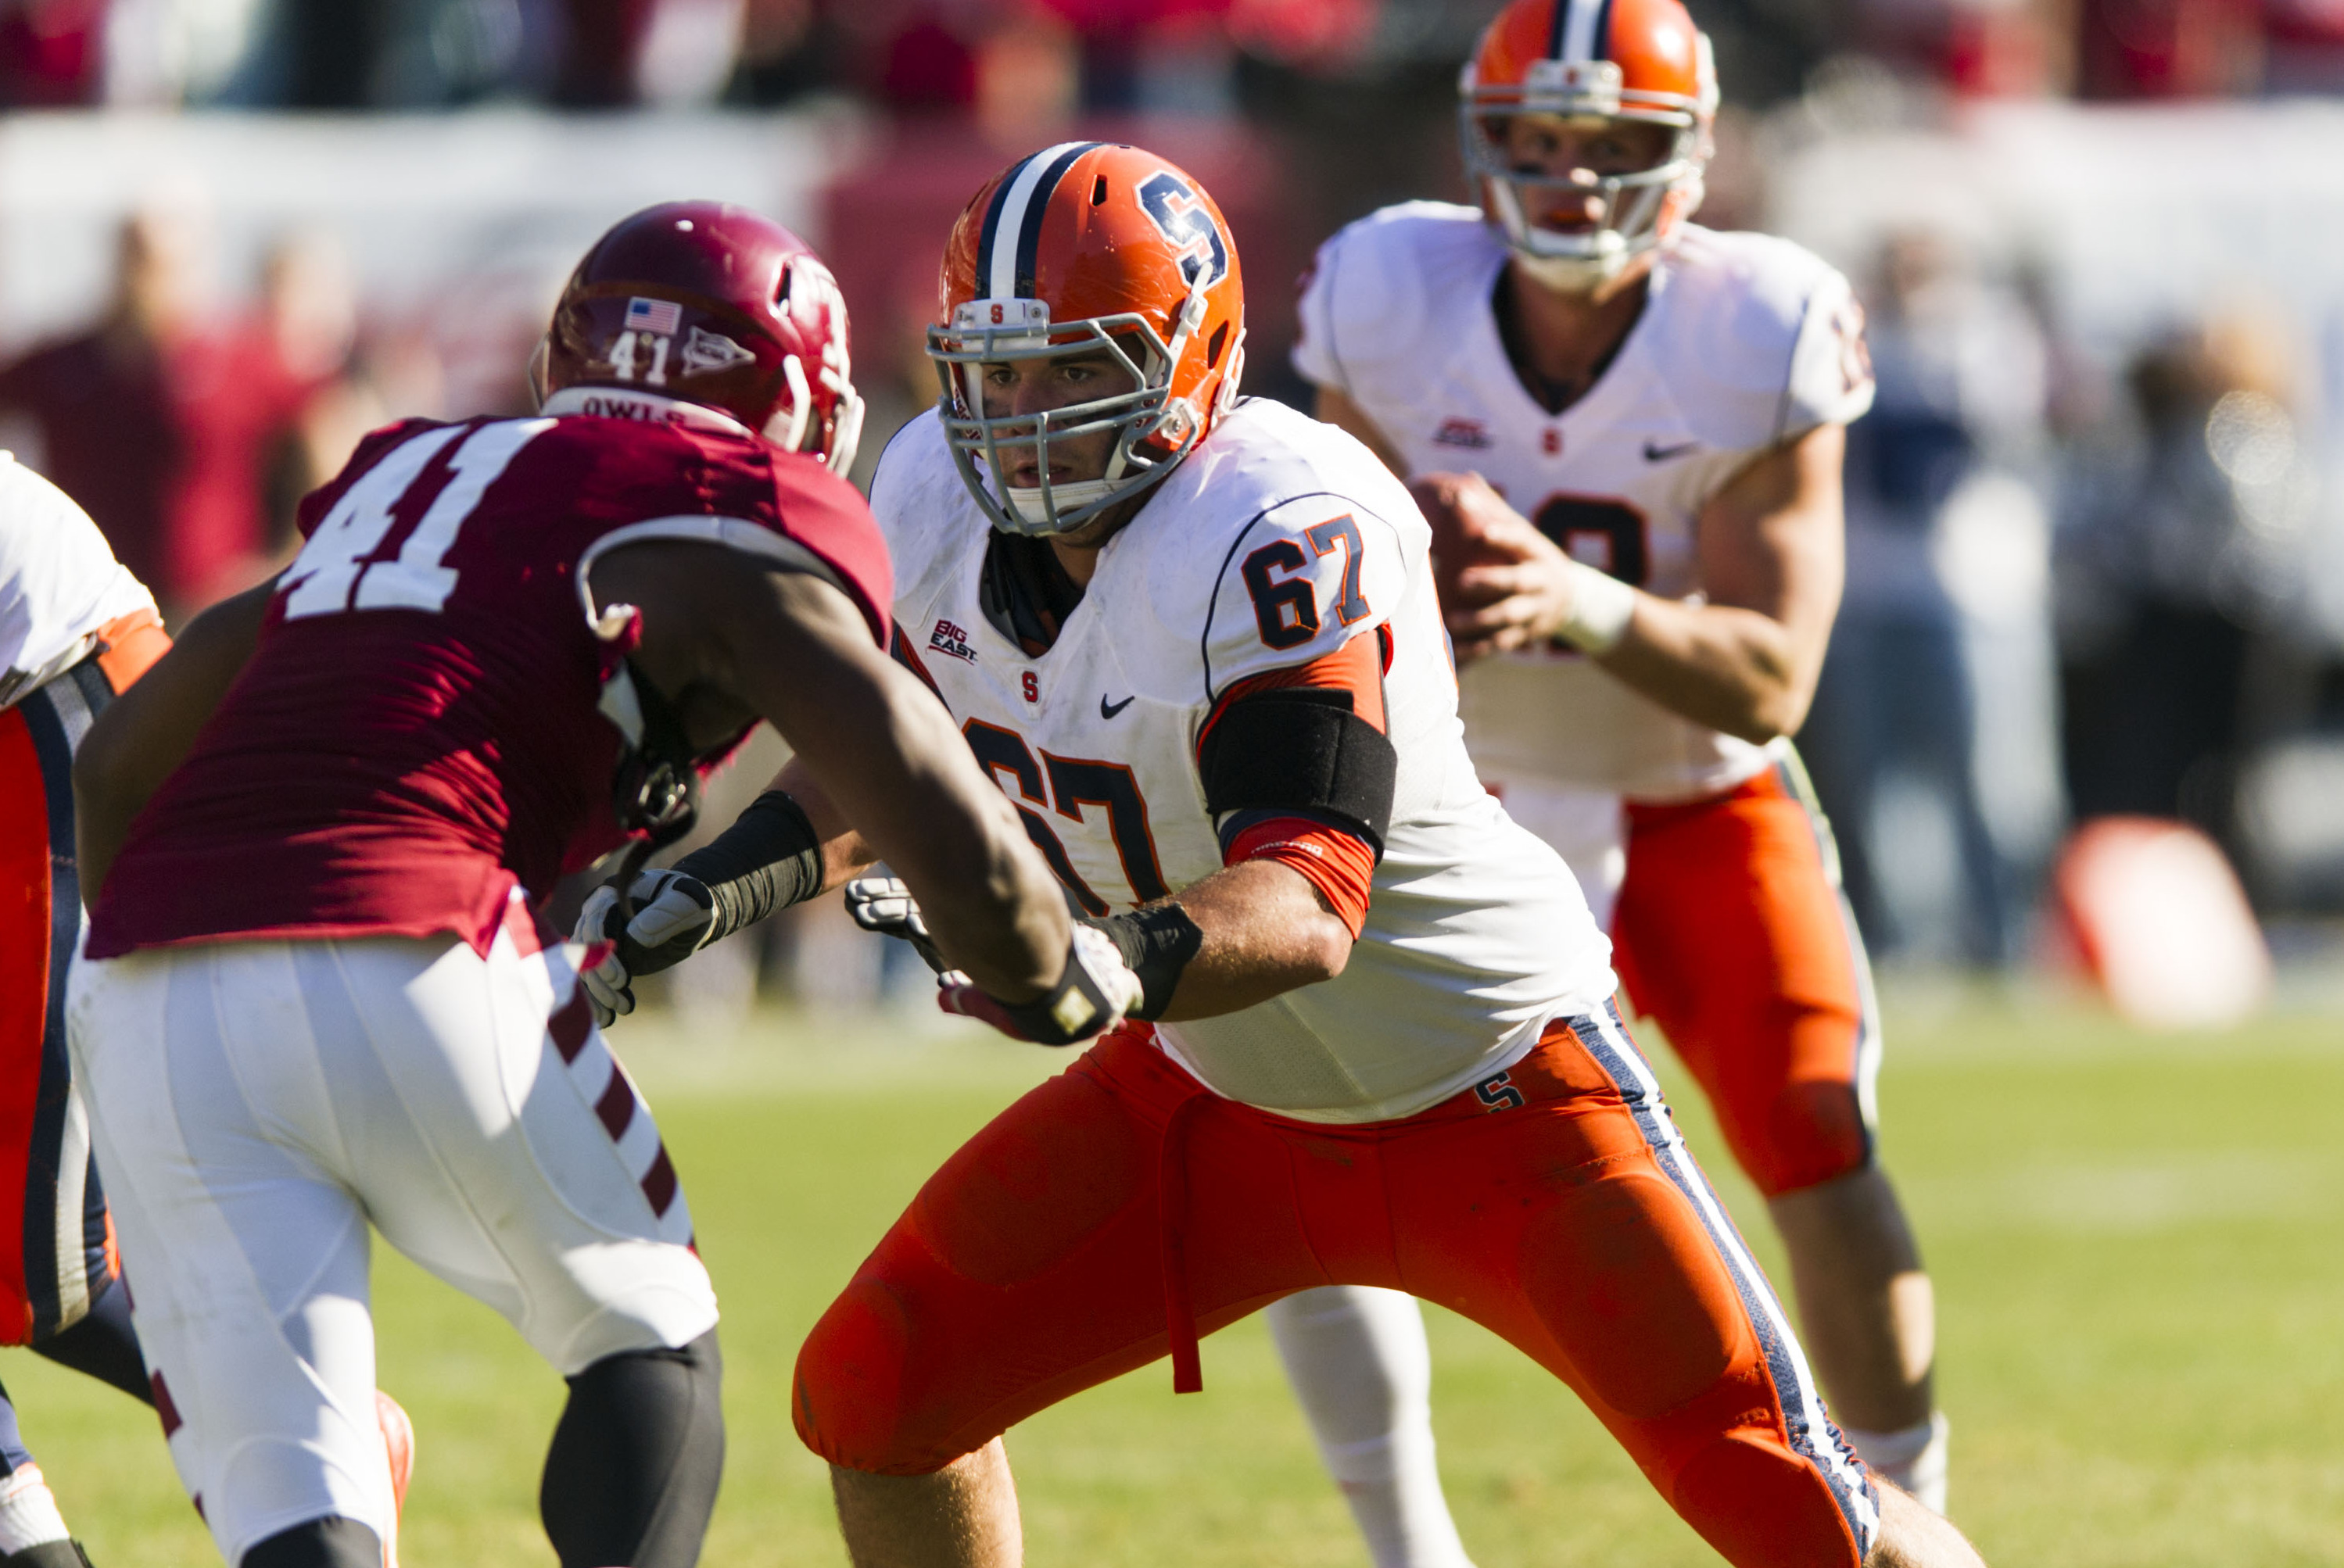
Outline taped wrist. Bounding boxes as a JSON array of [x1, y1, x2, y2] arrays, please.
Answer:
[[670, 790, 823, 943], [1082, 904, 1202, 1021], [1554, 558, 1636, 653]]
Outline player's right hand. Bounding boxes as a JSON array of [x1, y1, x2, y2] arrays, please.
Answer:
[[938, 923, 1143, 1047], [573, 869, 719, 1027], [1410, 470, 1575, 662]]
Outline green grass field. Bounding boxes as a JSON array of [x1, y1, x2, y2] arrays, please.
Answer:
[[19, 987, 2344, 1565]]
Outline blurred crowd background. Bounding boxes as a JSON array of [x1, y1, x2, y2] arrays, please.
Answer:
[[3, 0, 2342, 1006]]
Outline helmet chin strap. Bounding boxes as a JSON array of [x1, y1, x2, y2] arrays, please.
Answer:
[[1213, 331, 1248, 421], [753, 353, 865, 474], [1513, 248, 1631, 292], [826, 385, 866, 474], [1005, 477, 1117, 525], [527, 335, 552, 410], [761, 356, 816, 455]]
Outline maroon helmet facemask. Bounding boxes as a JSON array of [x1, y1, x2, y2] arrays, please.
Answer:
[[538, 201, 865, 471]]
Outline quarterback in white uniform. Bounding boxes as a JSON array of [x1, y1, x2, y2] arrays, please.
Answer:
[[593, 141, 1985, 1568], [1267, 0, 1951, 1563]]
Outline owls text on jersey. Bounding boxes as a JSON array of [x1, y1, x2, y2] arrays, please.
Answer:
[[1294, 205, 1874, 801], [872, 398, 1615, 1124]]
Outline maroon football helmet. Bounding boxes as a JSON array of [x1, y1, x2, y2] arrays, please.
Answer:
[[537, 201, 865, 471]]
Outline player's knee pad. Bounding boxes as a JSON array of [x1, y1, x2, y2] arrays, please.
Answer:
[[238, 1516, 381, 1568], [540, 1329, 723, 1568], [791, 1276, 937, 1475], [1749, 1080, 1870, 1197]]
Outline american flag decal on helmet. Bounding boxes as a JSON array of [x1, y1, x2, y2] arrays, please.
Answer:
[[625, 296, 683, 335]]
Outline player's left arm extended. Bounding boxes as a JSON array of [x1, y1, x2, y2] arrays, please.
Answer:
[[842, 650, 1390, 1026], [605, 750, 1361, 1026], [1436, 422, 1846, 743], [1142, 857, 1356, 1022], [73, 578, 277, 897]]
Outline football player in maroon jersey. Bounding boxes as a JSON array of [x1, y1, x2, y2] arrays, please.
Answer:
[[65, 203, 1134, 1568]]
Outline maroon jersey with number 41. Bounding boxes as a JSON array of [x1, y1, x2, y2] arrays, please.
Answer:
[[85, 390, 892, 960]]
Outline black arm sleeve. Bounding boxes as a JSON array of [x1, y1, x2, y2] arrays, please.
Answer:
[[670, 789, 825, 943], [1197, 687, 1397, 859]]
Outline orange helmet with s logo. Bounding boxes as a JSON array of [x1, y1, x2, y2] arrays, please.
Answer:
[[1461, 0, 1719, 288], [930, 141, 1246, 537]]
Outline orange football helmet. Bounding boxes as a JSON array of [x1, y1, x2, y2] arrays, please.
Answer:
[[1461, 0, 1719, 287], [929, 141, 1246, 536]]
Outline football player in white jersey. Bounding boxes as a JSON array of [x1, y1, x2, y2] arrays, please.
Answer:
[[1272, 0, 1949, 1557], [0, 460, 414, 1568], [0, 460, 419, 1567], [587, 142, 1985, 1568]]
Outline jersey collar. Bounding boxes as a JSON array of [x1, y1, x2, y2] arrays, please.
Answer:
[[540, 385, 757, 439]]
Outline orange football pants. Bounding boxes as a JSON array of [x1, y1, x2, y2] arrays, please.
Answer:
[[795, 1015, 1877, 1566], [0, 614, 167, 1344], [1613, 760, 1876, 1198]]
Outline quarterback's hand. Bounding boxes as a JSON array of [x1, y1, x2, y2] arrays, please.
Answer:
[[1410, 471, 1575, 662], [574, 869, 719, 1026], [843, 876, 950, 973], [938, 923, 1143, 1047]]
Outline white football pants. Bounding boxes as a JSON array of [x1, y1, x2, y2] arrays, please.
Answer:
[[66, 911, 717, 1566]]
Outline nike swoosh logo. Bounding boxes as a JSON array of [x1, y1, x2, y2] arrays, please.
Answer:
[[1643, 439, 1700, 463], [1100, 694, 1136, 719]]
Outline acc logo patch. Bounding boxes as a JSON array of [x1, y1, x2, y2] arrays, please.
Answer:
[[679, 326, 755, 375]]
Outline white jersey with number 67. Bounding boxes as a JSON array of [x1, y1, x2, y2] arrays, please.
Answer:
[[1295, 206, 1875, 805], [870, 398, 1615, 1125]]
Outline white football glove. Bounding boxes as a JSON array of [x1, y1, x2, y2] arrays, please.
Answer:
[[573, 868, 719, 1027], [843, 875, 949, 974], [844, 877, 1142, 1046]]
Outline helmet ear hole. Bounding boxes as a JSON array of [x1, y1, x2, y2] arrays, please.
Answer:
[[1091, 176, 1109, 206], [1206, 321, 1229, 370]]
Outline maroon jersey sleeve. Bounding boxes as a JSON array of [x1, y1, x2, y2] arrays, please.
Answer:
[[89, 408, 895, 959], [764, 456, 893, 645], [569, 450, 894, 653]]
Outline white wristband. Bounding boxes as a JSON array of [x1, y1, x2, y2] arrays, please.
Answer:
[[1555, 558, 1636, 653]]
